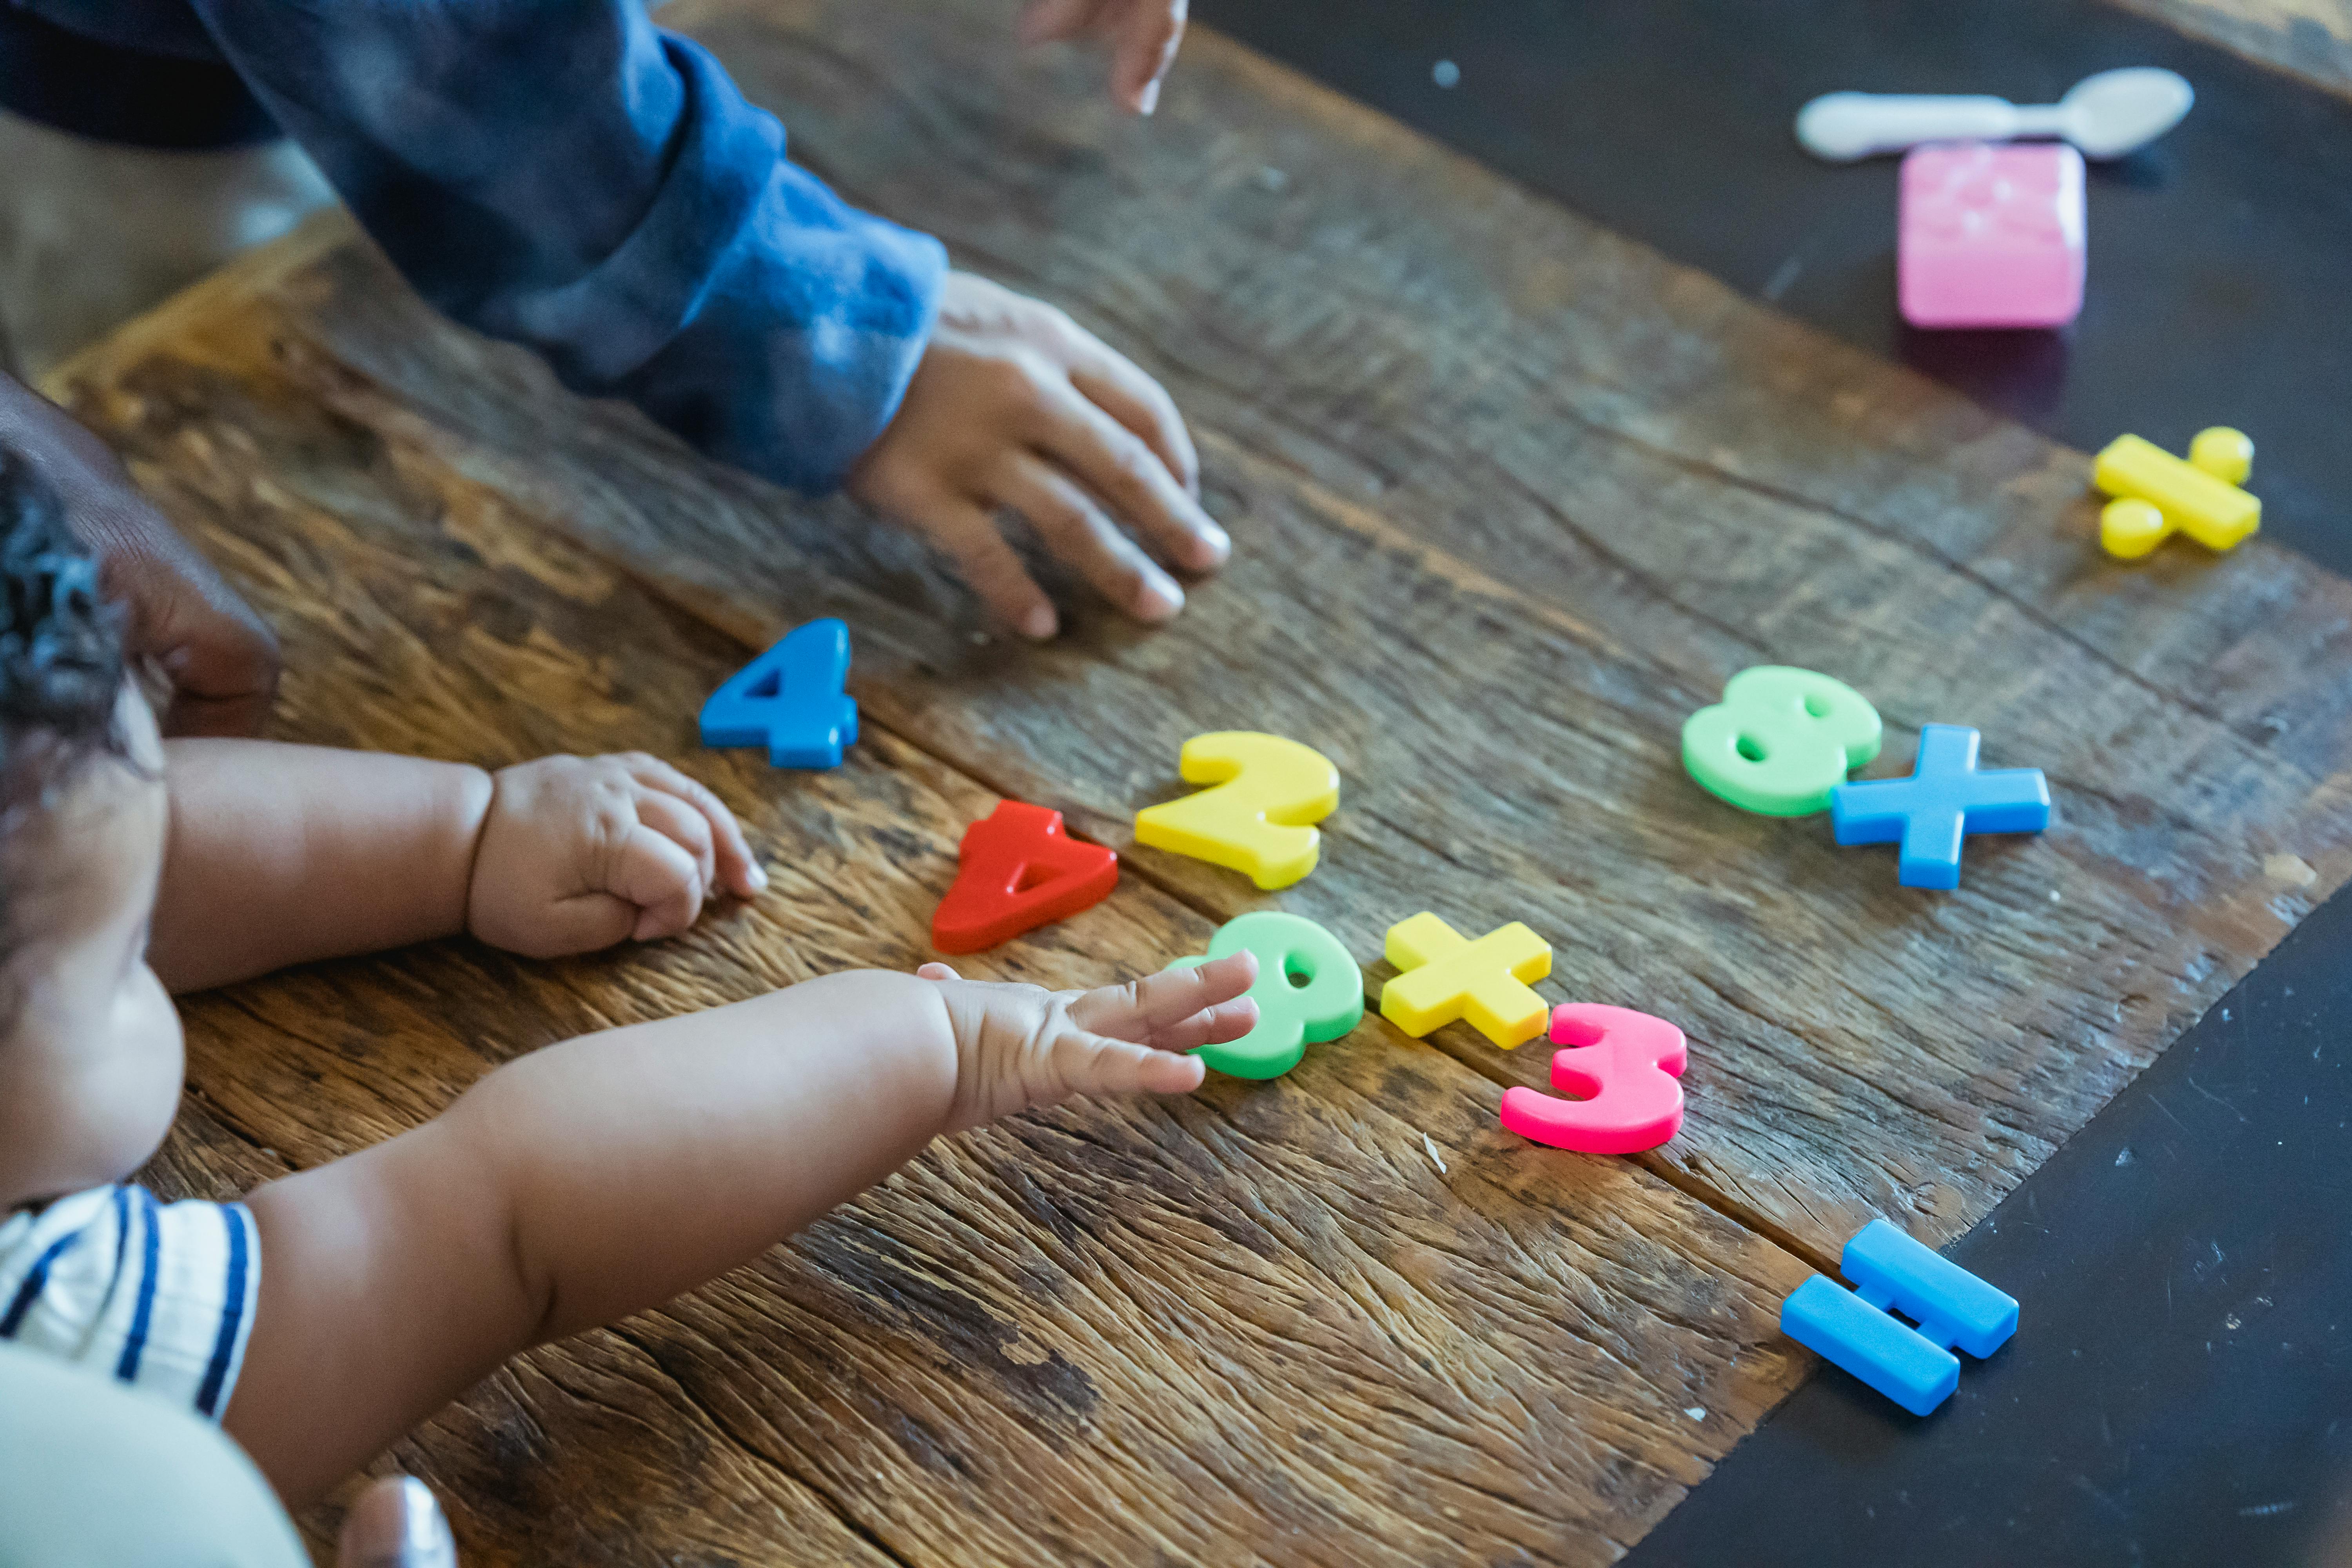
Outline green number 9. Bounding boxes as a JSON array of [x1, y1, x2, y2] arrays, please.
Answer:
[[1171, 911, 1363, 1079]]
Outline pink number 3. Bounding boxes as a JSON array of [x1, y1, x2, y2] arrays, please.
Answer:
[[1499, 1005, 1687, 1154]]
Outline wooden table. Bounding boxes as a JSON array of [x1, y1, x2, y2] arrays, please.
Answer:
[[47, 1, 2352, 1561]]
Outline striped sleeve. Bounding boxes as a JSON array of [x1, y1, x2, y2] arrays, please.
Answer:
[[0, 1185, 261, 1419]]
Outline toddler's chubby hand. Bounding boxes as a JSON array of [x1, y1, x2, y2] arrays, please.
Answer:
[[918, 951, 1259, 1132], [467, 753, 766, 958]]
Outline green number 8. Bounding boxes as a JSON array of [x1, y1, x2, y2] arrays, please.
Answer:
[[1682, 666, 1882, 816]]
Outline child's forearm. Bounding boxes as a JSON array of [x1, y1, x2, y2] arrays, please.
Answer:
[[225, 971, 960, 1505], [152, 740, 493, 992], [465, 970, 960, 1337]]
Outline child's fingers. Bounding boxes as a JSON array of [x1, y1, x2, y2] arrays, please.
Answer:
[[1070, 351, 1204, 506], [995, 455, 1183, 624], [915, 494, 1060, 641], [1068, 949, 1258, 1039], [1134, 1045, 1208, 1096], [917, 962, 959, 981], [1053, 1029, 1207, 1099], [1027, 377, 1221, 585], [1109, 0, 1186, 114], [623, 755, 765, 896], [1019, 0, 1181, 113], [1142, 995, 1260, 1055], [607, 822, 706, 941], [631, 786, 717, 893]]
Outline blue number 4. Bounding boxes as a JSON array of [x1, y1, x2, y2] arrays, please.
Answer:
[[699, 619, 858, 769]]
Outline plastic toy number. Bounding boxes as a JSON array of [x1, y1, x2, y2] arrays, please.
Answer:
[[1682, 666, 1882, 817], [699, 619, 858, 769], [1133, 732, 1339, 890], [931, 802, 1119, 955], [1171, 911, 1364, 1079], [1499, 1005, 1687, 1154]]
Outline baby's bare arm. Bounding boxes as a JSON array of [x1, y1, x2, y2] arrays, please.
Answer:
[[152, 740, 491, 992], [226, 970, 963, 1506], [153, 743, 761, 991], [220, 956, 1256, 1506]]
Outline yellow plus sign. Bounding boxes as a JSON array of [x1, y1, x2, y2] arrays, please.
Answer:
[[1379, 912, 1552, 1048]]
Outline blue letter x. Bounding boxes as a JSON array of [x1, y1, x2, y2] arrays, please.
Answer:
[[1830, 725, 2050, 889]]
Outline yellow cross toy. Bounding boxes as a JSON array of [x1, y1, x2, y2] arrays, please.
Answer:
[[2092, 426, 2259, 560], [1378, 912, 1552, 1049]]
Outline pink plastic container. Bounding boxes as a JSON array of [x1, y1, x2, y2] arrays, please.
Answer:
[[1898, 142, 2085, 329]]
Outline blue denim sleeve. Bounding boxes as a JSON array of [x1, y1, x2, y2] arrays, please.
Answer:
[[182, 0, 947, 493]]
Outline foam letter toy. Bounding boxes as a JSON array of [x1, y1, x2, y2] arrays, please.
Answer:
[[1170, 911, 1363, 1079], [1829, 724, 2050, 890], [1682, 666, 1882, 816], [1379, 912, 1551, 1049], [700, 618, 857, 769], [1500, 1005, 1687, 1154], [1133, 732, 1339, 890], [1780, 1220, 2019, 1416], [2093, 427, 2260, 558], [931, 802, 1119, 955]]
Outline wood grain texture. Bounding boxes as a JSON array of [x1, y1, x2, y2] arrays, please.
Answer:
[[65, 317, 1811, 1565], [67, 0, 2352, 1271], [46, 2, 2352, 1557]]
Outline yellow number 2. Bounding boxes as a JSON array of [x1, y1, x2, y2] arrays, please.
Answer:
[[1134, 732, 1340, 890]]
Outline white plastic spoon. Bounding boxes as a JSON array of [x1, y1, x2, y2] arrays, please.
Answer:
[[1795, 67, 2194, 162]]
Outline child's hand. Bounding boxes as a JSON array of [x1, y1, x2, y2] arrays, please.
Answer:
[[844, 271, 1227, 641], [917, 951, 1259, 1131], [1018, 0, 1188, 115], [467, 754, 765, 957]]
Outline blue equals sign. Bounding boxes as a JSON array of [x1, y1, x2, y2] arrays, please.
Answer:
[[1781, 1219, 2018, 1416]]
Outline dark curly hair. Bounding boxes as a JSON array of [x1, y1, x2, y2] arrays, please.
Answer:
[[1, 444, 132, 1004]]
